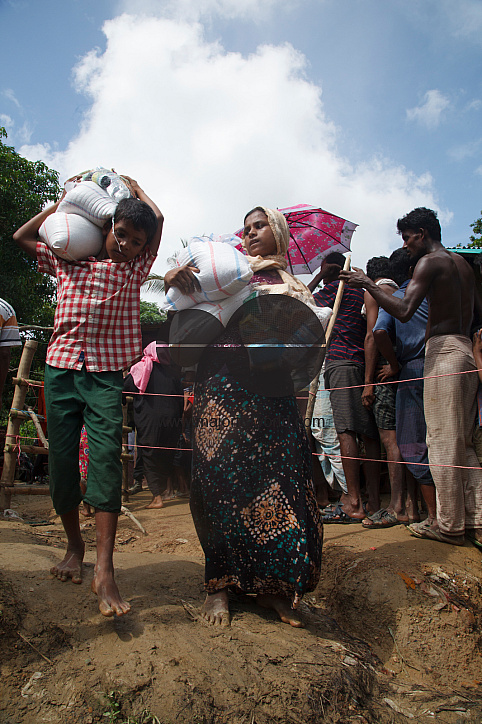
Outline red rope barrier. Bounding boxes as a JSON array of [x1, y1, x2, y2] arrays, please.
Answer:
[[14, 366, 482, 397]]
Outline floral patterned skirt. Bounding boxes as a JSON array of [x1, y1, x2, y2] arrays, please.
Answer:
[[190, 373, 323, 604]]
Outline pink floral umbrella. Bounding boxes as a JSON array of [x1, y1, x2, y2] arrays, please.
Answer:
[[235, 204, 357, 275]]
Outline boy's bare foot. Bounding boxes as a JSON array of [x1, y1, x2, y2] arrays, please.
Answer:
[[91, 571, 131, 617], [146, 495, 164, 509], [50, 544, 85, 584], [256, 593, 303, 627], [201, 589, 230, 626]]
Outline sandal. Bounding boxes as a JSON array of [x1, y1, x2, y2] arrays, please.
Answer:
[[320, 503, 336, 514], [409, 522, 464, 546], [407, 518, 434, 538], [362, 508, 400, 529], [322, 503, 363, 524]]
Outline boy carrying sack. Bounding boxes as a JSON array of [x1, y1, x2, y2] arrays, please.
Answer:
[[14, 176, 163, 617]]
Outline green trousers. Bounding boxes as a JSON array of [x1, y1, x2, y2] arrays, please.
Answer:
[[44, 365, 123, 515]]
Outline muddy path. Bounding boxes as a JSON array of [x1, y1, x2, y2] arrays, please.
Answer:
[[1, 492, 482, 723]]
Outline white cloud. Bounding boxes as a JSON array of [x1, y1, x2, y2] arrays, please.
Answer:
[[16, 121, 33, 144], [476, 165, 482, 177], [0, 113, 32, 144], [406, 90, 450, 130], [448, 139, 482, 162], [466, 99, 482, 112], [115, 0, 298, 21], [0, 113, 14, 132], [20, 14, 444, 278], [403, 0, 482, 45], [441, 0, 482, 41], [2, 88, 21, 108]]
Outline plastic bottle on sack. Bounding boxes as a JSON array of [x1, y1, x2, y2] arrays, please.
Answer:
[[89, 168, 131, 202]]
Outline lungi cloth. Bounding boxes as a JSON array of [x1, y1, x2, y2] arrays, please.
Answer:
[[396, 357, 433, 485], [324, 360, 378, 439], [424, 335, 482, 535], [373, 356, 397, 430]]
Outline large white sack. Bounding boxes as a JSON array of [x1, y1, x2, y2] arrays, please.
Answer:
[[163, 239, 253, 312], [168, 287, 254, 367], [58, 181, 117, 227], [193, 286, 254, 325], [39, 213, 104, 261]]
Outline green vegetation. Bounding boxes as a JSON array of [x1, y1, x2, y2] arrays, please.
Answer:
[[468, 211, 482, 248], [0, 128, 60, 416], [139, 300, 167, 325], [0, 127, 60, 327], [101, 691, 161, 723]]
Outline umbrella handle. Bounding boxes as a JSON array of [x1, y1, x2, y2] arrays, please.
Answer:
[[304, 254, 351, 433]]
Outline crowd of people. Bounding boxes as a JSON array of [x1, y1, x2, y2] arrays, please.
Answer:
[[338, 208, 482, 550], [7, 188, 482, 627]]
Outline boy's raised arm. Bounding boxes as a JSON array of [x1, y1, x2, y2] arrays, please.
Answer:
[[122, 176, 164, 256], [13, 198, 63, 259]]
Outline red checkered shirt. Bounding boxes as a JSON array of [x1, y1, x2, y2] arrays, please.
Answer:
[[37, 242, 155, 372]]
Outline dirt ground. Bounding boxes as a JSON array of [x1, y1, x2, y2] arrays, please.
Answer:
[[1, 489, 482, 724]]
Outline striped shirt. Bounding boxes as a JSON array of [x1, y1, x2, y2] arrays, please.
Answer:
[[37, 243, 155, 372], [0, 299, 21, 348], [313, 281, 366, 364]]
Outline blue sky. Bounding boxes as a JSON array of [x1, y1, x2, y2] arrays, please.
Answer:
[[1, 0, 482, 278]]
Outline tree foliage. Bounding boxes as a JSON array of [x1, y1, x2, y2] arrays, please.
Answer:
[[142, 273, 165, 295], [0, 128, 61, 418], [0, 127, 60, 326], [468, 211, 482, 248], [139, 300, 167, 325]]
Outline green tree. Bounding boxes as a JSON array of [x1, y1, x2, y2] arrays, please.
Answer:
[[0, 128, 61, 420], [139, 300, 167, 325], [0, 127, 60, 326], [468, 211, 482, 248]]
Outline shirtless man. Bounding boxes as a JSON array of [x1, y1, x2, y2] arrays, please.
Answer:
[[340, 207, 482, 546]]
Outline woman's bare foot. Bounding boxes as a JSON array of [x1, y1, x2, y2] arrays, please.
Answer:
[[50, 544, 85, 584], [91, 570, 131, 617], [146, 495, 164, 509], [256, 593, 303, 628], [201, 589, 230, 626]]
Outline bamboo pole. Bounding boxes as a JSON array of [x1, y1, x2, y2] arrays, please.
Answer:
[[0, 486, 50, 496], [26, 407, 49, 449], [1, 340, 38, 510], [304, 254, 351, 433], [4, 444, 48, 456], [12, 376, 42, 387]]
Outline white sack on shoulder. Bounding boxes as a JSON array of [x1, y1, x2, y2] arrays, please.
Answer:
[[39, 213, 103, 261], [163, 240, 253, 312], [193, 286, 254, 326], [58, 181, 117, 226]]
